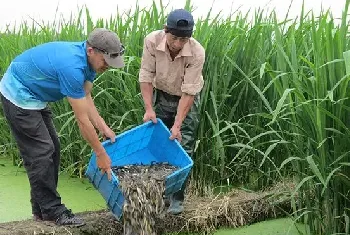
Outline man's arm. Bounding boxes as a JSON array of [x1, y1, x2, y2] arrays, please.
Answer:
[[67, 96, 112, 180], [140, 82, 157, 123], [139, 35, 157, 123], [169, 94, 195, 141], [170, 49, 205, 141], [84, 81, 116, 140], [57, 67, 113, 179], [174, 94, 195, 128]]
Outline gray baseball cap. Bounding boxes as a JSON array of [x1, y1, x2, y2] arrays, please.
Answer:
[[87, 28, 125, 68]]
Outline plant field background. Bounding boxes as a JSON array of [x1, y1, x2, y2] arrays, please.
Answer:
[[1, 0, 350, 234]]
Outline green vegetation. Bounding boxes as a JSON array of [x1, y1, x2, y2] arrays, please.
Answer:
[[215, 218, 304, 235], [1, 0, 350, 234]]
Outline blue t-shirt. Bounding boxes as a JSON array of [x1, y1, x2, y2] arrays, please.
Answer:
[[0, 41, 96, 109]]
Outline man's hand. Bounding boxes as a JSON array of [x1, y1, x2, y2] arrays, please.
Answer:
[[143, 109, 157, 123], [96, 151, 112, 181], [170, 125, 182, 142], [102, 126, 116, 143], [140, 82, 156, 123]]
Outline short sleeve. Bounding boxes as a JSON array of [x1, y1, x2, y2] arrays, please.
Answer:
[[139, 36, 156, 83], [57, 67, 86, 99]]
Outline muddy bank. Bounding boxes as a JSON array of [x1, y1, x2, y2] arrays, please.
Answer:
[[0, 182, 293, 235]]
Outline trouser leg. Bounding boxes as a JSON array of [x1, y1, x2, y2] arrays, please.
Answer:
[[0, 95, 66, 220], [153, 89, 200, 201]]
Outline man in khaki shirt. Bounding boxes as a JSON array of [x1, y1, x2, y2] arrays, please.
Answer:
[[139, 9, 205, 214]]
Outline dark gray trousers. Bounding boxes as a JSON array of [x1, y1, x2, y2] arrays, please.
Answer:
[[153, 89, 200, 201], [0, 94, 67, 220]]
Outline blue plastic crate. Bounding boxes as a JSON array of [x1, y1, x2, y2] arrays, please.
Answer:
[[85, 118, 193, 220]]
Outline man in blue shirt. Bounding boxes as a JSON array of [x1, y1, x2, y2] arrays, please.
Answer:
[[0, 28, 124, 226]]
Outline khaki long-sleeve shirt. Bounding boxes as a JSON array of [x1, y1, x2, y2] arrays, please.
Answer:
[[139, 30, 205, 96]]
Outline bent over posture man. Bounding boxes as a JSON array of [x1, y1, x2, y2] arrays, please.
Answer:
[[139, 9, 205, 215], [0, 28, 125, 226]]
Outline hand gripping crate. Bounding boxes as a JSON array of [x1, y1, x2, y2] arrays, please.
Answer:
[[85, 118, 193, 220]]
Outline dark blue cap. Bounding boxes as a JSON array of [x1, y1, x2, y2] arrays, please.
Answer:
[[166, 9, 194, 37]]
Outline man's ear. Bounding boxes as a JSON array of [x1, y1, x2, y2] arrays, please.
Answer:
[[164, 25, 169, 33], [86, 46, 94, 56]]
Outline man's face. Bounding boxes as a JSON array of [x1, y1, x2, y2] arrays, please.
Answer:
[[165, 33, 189, 54], [87, 47, 109, 73]]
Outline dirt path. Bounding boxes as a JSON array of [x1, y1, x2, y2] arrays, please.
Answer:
[[0, 183, 293, 235]]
